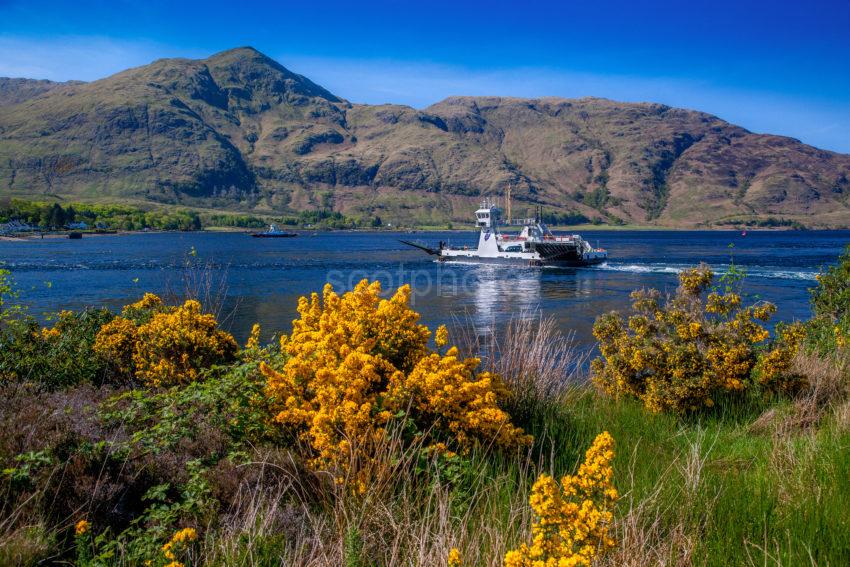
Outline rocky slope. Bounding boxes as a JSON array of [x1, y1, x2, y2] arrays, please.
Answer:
[[0, 78, 82, 107], [2, 47, 849, 227]]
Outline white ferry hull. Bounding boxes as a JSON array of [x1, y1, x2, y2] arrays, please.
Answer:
[[438, 251, 606, 267]]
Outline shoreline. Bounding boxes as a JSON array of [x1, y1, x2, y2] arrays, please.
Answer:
[[1, 225, 845, 242]]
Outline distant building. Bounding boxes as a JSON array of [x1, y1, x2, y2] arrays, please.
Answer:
[[0, 220, 37, 234], [68, 221, 89, 230]]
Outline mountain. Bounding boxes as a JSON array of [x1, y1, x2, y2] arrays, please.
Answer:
[[0, 78, 82, 107], [2, 46, 849, 227]]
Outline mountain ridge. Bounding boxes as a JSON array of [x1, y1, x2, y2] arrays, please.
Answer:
[[1, 46, 849, 228]]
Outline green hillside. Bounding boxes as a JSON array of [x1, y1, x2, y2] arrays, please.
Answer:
[[2, 47, 850, 228]]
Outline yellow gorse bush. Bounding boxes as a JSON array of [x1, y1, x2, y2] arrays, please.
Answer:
[[39, 326, 61, 340], [592, 264, 802, 413], [93, 294, 237, 387], [386, 346, 527, 448], [260, 279, 530, 478], [94, 316, 138, 370], [504, 432, 618, 567], [435, 324, 449, 348]]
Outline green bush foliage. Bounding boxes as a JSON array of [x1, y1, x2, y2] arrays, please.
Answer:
[[811, 244, 850, 320], [0, 307, 116, 388], [804, 244, 850, 354]]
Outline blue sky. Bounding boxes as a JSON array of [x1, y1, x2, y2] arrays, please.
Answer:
[[1, 0, 848, 152]]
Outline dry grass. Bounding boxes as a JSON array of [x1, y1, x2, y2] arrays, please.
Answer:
[[488, 313, 589, 399], [204, 430, 536, 566], [0, 523, 53, 566], [750, 349, 849, 437], [453, 310, 588, 426], [602, 427, 723, 567], [163, 254, 237, 329]]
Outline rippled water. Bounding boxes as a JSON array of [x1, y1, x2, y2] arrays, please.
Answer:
[[1, 230, 847, 348]]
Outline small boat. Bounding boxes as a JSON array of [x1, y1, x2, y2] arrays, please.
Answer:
[[68, 232, 83, 239], [401, 201, 607, 267], [250, 224, 297, 238]]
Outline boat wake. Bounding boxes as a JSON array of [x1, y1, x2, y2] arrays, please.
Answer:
[[595, 262, 818, 281]]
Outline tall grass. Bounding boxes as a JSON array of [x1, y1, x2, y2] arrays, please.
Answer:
[[163, 251, 236, 329], [2, 312, 849, 565], [199, 317, 848, 566]]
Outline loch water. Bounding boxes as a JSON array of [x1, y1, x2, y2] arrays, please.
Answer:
[[1, 230, 847, 349]]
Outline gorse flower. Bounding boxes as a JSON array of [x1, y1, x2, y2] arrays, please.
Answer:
[[679, 265, 714, 296], [504, 432, 618, 567], [386, 345, 529, 449], [121, 292, 164, 324], [39, 326, 61, 340], [755, 322, 806, 391], [448, 547, 462, 566], [93, 295, 237, 387], [246, 323, 262, 350], [161, 527, 197, 566], [94, 316, 138, 370], [435, 324, 449, 348], [74, 519, 90, 537], [134, 300, 237, 387], [591, 264, 802, 413], [835, 325, 847, 349], [170, 527, 197, 544], [37, 309, 90, 341], [260, 280, 529, 483]]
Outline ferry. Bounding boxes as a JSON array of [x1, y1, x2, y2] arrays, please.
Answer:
[[402, 201, 607, 267], [250, 224, 297, 238]]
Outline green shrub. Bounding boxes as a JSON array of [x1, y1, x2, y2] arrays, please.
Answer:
[[805, 244, 850, 354], [0, 308, 115, 388], [811, 244, 850, 320]]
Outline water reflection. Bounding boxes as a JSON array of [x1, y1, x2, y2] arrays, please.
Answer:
[[471, 267, 542, 333]]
